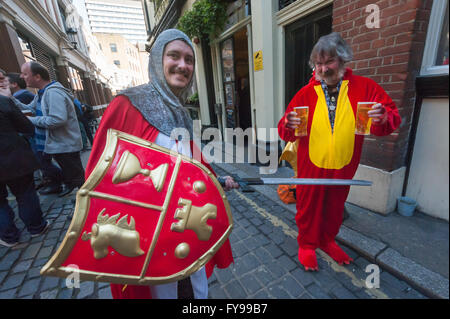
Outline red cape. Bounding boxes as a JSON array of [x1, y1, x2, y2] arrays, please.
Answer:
[[85, 95, 234, 299]]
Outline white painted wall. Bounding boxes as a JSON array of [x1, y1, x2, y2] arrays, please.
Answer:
[[406, 98, 449, 221], [193, 41, 210, 126], [250, 0, 277, 140]]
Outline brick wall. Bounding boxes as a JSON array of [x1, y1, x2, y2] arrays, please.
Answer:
[[332, 0, 432, 171]]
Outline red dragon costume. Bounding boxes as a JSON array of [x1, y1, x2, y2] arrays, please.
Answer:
[[278, 68, 401, 270]]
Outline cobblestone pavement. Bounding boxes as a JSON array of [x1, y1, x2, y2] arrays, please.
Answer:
[[0, 165, 427, 299]]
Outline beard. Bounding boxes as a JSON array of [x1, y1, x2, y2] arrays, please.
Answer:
[[315, 67, 345, 86]]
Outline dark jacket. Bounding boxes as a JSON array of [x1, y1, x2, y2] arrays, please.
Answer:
[[13, 89, 35, 104], [0, 95, 39, 181]]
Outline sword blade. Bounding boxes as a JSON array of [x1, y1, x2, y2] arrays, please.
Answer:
[[248, 177, 372, 186]]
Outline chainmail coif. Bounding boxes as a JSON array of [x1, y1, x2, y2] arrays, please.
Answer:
[[118, 29, 195, 139]]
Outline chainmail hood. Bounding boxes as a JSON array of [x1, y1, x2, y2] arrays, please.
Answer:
[[118, 29, 195, 138]]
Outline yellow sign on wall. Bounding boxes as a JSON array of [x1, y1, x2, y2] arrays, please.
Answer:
[[253, 50, 263, 71]]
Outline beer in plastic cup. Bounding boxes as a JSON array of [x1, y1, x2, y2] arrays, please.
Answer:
[[294, 106, 309, 137], [355, 102, 375, 135]]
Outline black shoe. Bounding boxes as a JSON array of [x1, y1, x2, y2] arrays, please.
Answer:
[[58, 185, 76, 197], [39, 185, 63, 195], [0, 238, 18, 248], [30, 220, 50, 238]]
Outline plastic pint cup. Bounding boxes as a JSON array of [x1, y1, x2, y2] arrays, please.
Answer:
[[294, 106, 309, 137], [355, 102, 375, 135]]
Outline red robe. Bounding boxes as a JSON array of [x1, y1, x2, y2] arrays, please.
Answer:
[[85, 95, 234, 298], [278, 69, 401, 250]]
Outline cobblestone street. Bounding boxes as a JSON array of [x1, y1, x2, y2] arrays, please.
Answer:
[[0, 163, 428, 299]]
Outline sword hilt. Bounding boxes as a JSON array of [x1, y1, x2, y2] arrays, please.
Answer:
[[217, 175, 256, 192]]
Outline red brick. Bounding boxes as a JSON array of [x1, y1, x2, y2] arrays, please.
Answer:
[[334, 15, 345, 25], [381, 23, 415, 37], [379, 43, 411, 56], [372, 39, 385, 49], [353, 50, 378, 60], [334, 0, 345, 8], [412, 31, 427, 43], [385, 82, 406, 91], [354, 16, 368, 28], [376, 63, 408, 74], [384, 15, 399, 27], [348, 27, 360, 37], [392, 73, 408, 81], [393, 53, 410, 64], [356, 60, 369, 68], [380, 4, 406, 19], [348, 8, 362, 20], [370, 75, 383, 83], [347, 61, 356, 70], [334, 6, 349, 17], [354, 68, 376, 76], [403, 0, 422, 10], [395, 32, 414, 45], [386, 36, 395, 46], [398, 10, 418, 24], [352, 31, 379, 44], [369, 58, 382, 67], [358, 41, 371, 51], [357, 0, 379, 8]]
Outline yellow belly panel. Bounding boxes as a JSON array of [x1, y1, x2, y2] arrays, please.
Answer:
[[309, 81, 355, 169]]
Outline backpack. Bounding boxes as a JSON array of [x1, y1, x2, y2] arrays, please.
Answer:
[[277, 183, 297, 204]]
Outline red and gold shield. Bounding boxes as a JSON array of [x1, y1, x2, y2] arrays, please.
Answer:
[[41, 129, 233, 285]]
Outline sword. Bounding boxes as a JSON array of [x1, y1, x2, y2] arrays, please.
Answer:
[[218, 175, 372, 192]]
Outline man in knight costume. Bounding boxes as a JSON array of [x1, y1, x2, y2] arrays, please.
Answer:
[[85, 29, 238, 299]]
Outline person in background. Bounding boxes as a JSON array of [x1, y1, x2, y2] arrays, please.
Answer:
[[0, 69, 7, 89], [278, 32, 401, 272], [73, 97, 93, 148], [0, 95, 48, 247], [0, 61, 84, 197], [6, 73, 35, 104]]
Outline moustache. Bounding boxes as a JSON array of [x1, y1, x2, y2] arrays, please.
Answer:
[[170, 67, 189, 77]]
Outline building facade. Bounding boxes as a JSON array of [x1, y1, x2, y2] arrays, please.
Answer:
[[144, 0, 449, 221], [0, 0, 113, 109], [85, 0, 147, 44], [94, 32, 147, 88]]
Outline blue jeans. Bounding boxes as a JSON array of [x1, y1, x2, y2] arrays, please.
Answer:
[[0, 174, 46, 243]]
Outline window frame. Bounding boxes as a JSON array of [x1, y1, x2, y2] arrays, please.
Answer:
[[420, 0, 449, 76]]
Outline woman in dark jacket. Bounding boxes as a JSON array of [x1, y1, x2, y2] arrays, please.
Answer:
[[0, 95, 48, 247]]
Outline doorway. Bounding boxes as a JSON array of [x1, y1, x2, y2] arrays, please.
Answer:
[[284, 5, 332, 105], [220, 27, 251, 130]]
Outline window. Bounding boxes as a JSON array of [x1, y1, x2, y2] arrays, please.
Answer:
[[435, 7, 449, 66], [17, 33, 35, 62], [421, 0, 449, 75], [110, 43, 117, 52]]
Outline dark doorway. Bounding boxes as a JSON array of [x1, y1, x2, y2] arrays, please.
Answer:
[[220, 27, 250, 130], [284, 5, 332, 106], [234, 28, 251, 130]]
